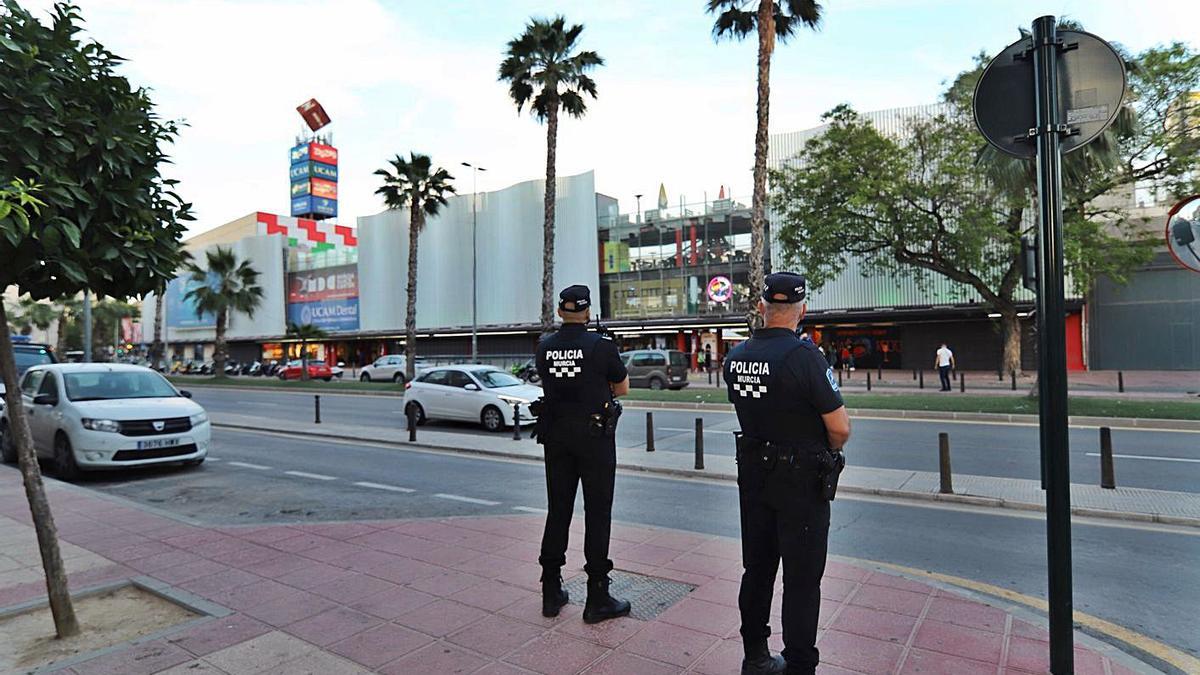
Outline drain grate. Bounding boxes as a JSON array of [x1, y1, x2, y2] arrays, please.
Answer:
[[562, 570, 696, 621]]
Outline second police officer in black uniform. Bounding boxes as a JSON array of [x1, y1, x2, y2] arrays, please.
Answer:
[[725, 273, 852, 675], [533, 285, 632, 624]]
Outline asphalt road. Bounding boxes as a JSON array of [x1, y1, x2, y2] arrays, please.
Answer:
[[76, 427, 1200, 663], [187, 387, 1200, 493]]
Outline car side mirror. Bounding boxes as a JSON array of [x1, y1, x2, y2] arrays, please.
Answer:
[[33, 393, 57, 406], [179, 390, 193, 399], [464, 383, 480, 391]]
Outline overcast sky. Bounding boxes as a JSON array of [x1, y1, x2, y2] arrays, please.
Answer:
[[22, 0, 1200, 235]]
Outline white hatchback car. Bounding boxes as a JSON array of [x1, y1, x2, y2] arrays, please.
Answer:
[[0, 364, 210, 480], [360, 354, 407, 383], [403, 365, 542, 432]]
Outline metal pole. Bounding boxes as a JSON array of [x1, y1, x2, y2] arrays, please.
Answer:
[[960, 371, 965, 393], [645, 412, 655, 452], [512, 404, 521, 440], [866, 371, 871, 392], [694, 417, 704, 470], [1100, 427, 1115, 489], [407, 404, 417, 442], [314, 395, 321, 424], [918, 369, 924, 389], [1032, 16, 1073, 674], [938, 432, 953, 494], [1117, 370, 1124, 393], [83, 290, 93, 362], [1012, 370, 1017, 391]]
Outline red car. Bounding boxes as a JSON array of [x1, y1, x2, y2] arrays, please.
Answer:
[[277, 359, 333, 381]]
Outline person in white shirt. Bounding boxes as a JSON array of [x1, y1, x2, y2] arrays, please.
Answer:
[[935, 343, 955, 391]]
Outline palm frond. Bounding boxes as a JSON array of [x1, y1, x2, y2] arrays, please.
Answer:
[[499, 15, 602, 123]]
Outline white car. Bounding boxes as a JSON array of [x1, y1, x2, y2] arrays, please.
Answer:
[[360, 354, 407, 383], [0, 364, 210, 480], [403, 365, 541, 432]]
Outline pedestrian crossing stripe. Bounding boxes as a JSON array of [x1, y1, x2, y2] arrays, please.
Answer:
[[733, 383, 767, 398], [550, 365, 582, 378]]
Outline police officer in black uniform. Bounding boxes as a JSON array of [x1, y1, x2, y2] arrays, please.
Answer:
[[725, 273, 852, 675], [534, 285, 632, 624]]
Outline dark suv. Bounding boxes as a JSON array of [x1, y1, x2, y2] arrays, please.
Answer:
[[621, 349, 690, 390]]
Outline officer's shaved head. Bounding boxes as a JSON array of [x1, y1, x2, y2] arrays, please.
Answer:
[[760, 299, 806, 329]]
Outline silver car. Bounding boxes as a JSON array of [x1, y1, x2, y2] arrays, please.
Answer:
[[360, 354, 407, 383]]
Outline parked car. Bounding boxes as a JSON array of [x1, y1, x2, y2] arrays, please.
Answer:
[[330, 362, 345, 379], [402, 365, 541, 432], [0, 363, 210, 480], [360, 354, 407, 383], [621, 349, 690, 390], [0, 340, 57, 413], [277, 360, 333, 381]]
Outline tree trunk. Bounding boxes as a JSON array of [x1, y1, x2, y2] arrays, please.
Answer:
[[213, 309, 227, 378], [150, 283, 165, 370], [748, 1, 775, 330], [300, 339, 310, 381], [541, 105, 559, 335], [1000, 308, 1023, 376], [405, 202, 422, 382], [0, 300, 79, 637]]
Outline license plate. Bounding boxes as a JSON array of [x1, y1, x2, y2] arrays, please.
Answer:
[[137, 438, 181, 450]]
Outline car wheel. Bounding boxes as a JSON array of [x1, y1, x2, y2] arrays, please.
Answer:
[[0, 423, 16, 464], [392, 372, 405, 384], [405, 401, 427, 426], [54, 434, 81, 482], [649, 377, 665, 391], [481, 405, 504, 432], [322, 376, 332, 382], [360, 373, 372, 382]]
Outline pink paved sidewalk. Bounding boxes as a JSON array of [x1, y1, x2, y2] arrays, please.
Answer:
[[0, 470, 1158, 674]]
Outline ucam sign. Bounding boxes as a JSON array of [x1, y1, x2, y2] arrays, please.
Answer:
[[287, 297, 359, 332]]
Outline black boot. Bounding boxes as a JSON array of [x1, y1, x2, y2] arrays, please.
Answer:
[[741, 641, 786, 675], [582, 576, 631, 624], [541, 572, 568, 618]]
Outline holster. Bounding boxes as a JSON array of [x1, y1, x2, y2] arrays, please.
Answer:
[[818, 449, 846, 501], [736, 433, 845, 502], [588, 399, 622, 439], [529, 398, 551, 445]]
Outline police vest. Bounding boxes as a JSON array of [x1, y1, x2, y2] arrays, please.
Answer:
[[725, 329, 830, 444], [537, 325, 611, 416]]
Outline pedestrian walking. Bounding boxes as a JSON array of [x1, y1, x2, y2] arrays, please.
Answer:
[[935, 342, 955, 391], [724, 272, 851, 675], [704, 343, 715, 374], [532, 285, 631, 624]]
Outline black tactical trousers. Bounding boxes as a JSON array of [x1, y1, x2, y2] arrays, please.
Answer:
[[736, 447, 831, 673], [538, 420, 616, 578]]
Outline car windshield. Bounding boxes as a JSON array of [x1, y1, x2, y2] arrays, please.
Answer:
[[15, 348, 53, 376], [472, 369, 523, 388], [64, 371, 180, 401]]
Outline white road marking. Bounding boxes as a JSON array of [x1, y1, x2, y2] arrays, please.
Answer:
[[513, 506, 548, 514], [1085, 452, 1200, 464], [228, 461, 271, 470], [435, 493, 500, 506], [206, 457, 221, 461], [354, 481, 415, 493], [284, 470, 337, 481], [660, 427, 701, 432]]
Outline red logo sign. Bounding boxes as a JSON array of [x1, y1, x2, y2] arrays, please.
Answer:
[[309, 143, 338, 165], [288, 264, 358, 303], [310, 178, 337, 200]]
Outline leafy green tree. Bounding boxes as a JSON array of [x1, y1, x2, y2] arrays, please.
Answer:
[[285, 322, 329, 381], [375, 153, 456, 380], [708, 0, 822, 326], [499, 16, 603, 332], [0, 2, 191, 637], [184, 247, 263, 379], [771, 39, 1200, 374], [7, 295, 57, 337]]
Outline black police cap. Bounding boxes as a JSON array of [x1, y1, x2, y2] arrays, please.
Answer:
[[762, 272, 807, 304], [558, 284, 592, 312]]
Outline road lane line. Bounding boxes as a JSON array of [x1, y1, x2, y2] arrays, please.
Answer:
[[1085, 452, 1200, 463], [284, 470, 337, 481], [435, 493, 500, 506], [228, 461, 271, 470], [513, 506, 548, 514], [354, 481, 415, 493]]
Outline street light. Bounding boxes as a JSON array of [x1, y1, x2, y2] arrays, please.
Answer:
[[634, 194, 643, 224], [461, 162, 487, 363]]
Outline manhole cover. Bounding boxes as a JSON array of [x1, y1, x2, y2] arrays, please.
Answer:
[[562, 570, 696, 621]]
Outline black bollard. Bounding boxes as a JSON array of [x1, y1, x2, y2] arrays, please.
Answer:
[[877, 366, 883, 381], [1011, 370, 1017, 391], [1100, 427, 1115, 489], [960, 372, 965, 393], [838, 369, 843, 389], [938, 432, 953, 494], [707, 369, 712, 385], [407, 404, 417, 442], [646, 412, 655, 452], [867, 371, 872, 392], [314, 395, 321, 424], [912, 368, 917, 381], [694, 417, 705, 470], [1118, 371, 1124, 393], [918, 369, 924, 389], [998, 367, 1004, 382], [512, 404, 521, 440]]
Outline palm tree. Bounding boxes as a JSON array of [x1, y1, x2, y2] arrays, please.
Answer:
[[184, 247, 263, 378], [375, 153, 456, 381], [709, 0, 822, 327], [499, 16, 604, 332], [286, 322, 328, 381]]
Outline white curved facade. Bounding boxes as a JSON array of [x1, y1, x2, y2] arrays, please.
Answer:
[[357, 171, 601, 331]]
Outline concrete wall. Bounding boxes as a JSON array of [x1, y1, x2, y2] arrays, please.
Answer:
[[1089, 253, 1200, 370]]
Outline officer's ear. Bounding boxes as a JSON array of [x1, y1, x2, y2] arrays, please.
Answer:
[[798, 302, 807, 322]]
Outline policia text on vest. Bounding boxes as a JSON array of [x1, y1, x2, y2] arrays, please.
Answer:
[[725, 272, 852, 675], [531, 285, 633, 625]]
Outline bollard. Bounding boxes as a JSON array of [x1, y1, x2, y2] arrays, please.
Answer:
[[1118, 371, 1124, 393], [512, 404, 521, 440], [912, 368, 917, 381], [960, 372, 965, 393], [407, 404, 417, 442], [314, 395, 321, 424], [1011, 370, 1017, 391], [877, 366, 883, 381], [866, 371, 872, 392], [645, 412, 655, 452], [707, 369, 712, 385], [694, 417, 705, 470], [938, 432, 953, 494], [1100, 427, 1115, 489], [918, 369, 924, 389], [998, 367, 1004, 382], [838, 369, 843, 389]]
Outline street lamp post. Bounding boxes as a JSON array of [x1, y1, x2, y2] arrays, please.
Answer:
[[634, 194, 643, 224], [461, 162, 487, 363]]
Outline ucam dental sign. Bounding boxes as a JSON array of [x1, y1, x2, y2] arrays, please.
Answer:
[[287, 297, 359, 332]]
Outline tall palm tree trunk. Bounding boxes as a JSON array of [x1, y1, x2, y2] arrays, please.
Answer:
[[151, 283, 165, 370], [748, 0, 776, 329], [405, 204, 422, 381], [213, 309, 227, 378], [541, 106, 559, 334], [0, 301, 79, 637]]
